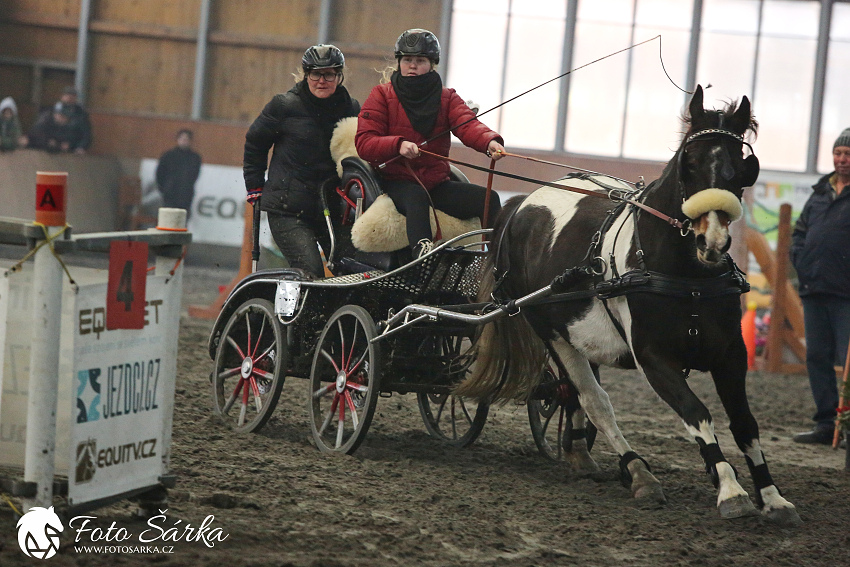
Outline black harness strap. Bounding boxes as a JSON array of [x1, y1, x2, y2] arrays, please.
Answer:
[[744, 454, 777, 508], [619, 451, 652, 488]]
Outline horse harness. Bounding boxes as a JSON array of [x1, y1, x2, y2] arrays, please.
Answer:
[[491, 159, 750, 377]]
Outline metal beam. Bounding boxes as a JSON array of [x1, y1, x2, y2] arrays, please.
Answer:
[[807, 0, 833, 173], [619, 0, 638, 157], [439, 0, 454, 81], [75, 0, 92, 104], [318, 0, 332, 44], [685, 0, 703, 102], [191, 0, 211, 120], [554, 0, 579, 152]]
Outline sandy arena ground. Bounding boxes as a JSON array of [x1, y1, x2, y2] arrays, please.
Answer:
[[1, 263, 849, 566]]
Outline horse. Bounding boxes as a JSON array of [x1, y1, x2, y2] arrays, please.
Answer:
[[455, 85, 801, 526]]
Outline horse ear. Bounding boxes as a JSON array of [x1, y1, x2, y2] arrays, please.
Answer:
[[731, 95, 752, 132], [742, 154, 759, 187], [689, 85, 705, 121]]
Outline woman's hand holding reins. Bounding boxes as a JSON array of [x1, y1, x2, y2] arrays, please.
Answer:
[[399, 141, 420, 159], [487, 140, 505, 161]]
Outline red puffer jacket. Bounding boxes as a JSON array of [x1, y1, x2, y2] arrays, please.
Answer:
[[355, 82, 502, 190]]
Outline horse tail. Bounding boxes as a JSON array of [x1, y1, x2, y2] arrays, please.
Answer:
[[454, 196, 547, 403]]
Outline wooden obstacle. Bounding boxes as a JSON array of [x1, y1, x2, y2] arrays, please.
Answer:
[[745, 203, 806, 373]]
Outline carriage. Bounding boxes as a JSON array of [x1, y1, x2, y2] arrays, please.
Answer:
[[205, 86, 802, 525], [205, 152, 582, 457]]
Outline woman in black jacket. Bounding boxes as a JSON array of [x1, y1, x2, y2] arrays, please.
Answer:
[[244, 44, 360, 277]]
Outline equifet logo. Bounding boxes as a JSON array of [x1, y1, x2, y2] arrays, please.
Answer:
[[16, 506, 64, 559]]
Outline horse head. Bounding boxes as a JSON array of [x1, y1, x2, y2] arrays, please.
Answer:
[[678, 85, 759, 265]]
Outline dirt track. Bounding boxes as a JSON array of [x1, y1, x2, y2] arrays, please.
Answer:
[[2, 264, 849, 566]]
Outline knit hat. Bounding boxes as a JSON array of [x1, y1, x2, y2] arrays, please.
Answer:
[[835, 127, 850, 150]]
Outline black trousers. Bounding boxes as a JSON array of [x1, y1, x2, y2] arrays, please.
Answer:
[[382, 179, 501, 249], [266, 212, 331, 278]]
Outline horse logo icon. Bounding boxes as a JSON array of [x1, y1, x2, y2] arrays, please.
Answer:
[[16, 506, 64, 559], [75, 438, 97, 484]]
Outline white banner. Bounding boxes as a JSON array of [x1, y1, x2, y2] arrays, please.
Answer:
[[139, 159, 274, 249], [0, 264, 76, 472], [68, 275, 179, 507]]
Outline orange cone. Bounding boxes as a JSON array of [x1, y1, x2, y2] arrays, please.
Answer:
[[741, 300, 757, 370]]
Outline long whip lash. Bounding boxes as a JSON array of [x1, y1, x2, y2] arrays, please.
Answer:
[[380, 35, 687, 169]]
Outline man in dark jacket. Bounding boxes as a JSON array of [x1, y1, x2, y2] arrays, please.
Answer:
[[156, 129, 202, 217], [790, 127, 850, 444], [243, 44, 360, 277], [57, 86, 92, 153]]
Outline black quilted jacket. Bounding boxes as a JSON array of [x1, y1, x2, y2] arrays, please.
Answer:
[[243, 81, 359, 218]]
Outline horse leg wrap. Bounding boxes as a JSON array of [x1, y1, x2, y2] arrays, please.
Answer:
[[619, 451, 651, 488], [698, 442, 735, 489], [744, 454, 776, 508]]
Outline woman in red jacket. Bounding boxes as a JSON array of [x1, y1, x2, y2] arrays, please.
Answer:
[[355, 29, 505, 258]]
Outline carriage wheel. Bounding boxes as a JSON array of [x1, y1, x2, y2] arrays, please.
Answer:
[[417, 335, 489, 447], [309, 305, 381, 454], [527, 367, 596, 461], [212, 298, 286, 433]]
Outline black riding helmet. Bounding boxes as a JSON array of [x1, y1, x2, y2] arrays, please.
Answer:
[[394, 29, 440, 64], [302, 44, 345, 70]]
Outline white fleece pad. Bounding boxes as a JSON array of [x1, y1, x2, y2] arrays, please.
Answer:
[[351, 194, 481, 252], [681, 188, 743, 221], [330, 116, 360, 178]]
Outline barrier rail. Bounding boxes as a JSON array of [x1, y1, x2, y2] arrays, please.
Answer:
[[0, 209, 191, 514]]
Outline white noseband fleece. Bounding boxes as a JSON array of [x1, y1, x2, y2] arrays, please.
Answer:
[[681, 188, 743, 221]]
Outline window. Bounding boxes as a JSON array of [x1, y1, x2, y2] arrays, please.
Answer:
[[819, 2, 850, 172]]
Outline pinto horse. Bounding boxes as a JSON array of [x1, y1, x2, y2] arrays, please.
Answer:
[[456, 86, 801, 525]]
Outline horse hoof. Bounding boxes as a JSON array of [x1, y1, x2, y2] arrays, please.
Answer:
[[718, 495, 758, 519], [633, 483, 666, 504], [763, 506, 803, 527]]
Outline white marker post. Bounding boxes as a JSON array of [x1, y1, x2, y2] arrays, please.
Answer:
[[24, 172, 68, 509]]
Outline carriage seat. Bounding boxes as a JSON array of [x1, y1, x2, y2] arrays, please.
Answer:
[[330, 117, 481, 271]]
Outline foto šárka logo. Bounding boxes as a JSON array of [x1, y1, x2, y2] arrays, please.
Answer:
[[16, 506, 64, 559], [15, 506, 229, 558]]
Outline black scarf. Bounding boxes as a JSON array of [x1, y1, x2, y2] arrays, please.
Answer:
[[391, 70, 443, 137], [297, 80, 353, 142]]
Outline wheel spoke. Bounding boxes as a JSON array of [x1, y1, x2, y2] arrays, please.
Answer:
[[318, 393, 339, 436], [345, 382, 368, 393], [337, 319, 347, 369], [251, 315, 267, 358], [451, 396, 458, 440], [223, 379, 243, 414], [244, 311, 253, 358], [238, 401, 247, 427], [344, 390, 359, 428], [217, 366, 241, 380], [249, 377, 263, 412], [320, 348, 341, 374], [346, 347, 369, 378], [252, 368, 274, 381], [345, 322, 359, 372], [254, 341, 275, 365], [226, 335, 246, 359], [457, 397, 474, 425], [336, 394, 346, 448], [313, 383, 336, 399]]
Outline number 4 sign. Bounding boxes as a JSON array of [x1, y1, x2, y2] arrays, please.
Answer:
[[107, 240, 149, 330]]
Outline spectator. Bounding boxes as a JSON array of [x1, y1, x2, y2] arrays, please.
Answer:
[[57, 86, 92, 153], [25, 103, 77, 153], [0, 96, 24, 152], [156, 129, 202, 218], [790, 127, 850, 445]]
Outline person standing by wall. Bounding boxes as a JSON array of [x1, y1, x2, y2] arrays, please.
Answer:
[[57, 86, 92, 154], [790, 127, 850, 445], [156, 129, 202, 218]]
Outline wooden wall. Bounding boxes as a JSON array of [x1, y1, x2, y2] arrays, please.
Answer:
[[1, 0, 443, 130]]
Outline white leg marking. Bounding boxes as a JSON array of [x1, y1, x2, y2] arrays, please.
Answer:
[[550, 338, 633, 456], [743, 441, 796, 514], [714, 461, 748, 505]]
